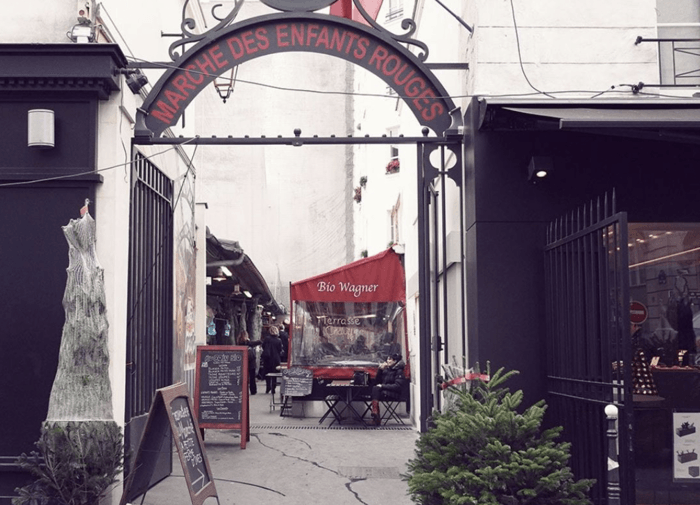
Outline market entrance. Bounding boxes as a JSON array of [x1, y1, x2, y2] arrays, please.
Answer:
[[131, 2, 465, 436]]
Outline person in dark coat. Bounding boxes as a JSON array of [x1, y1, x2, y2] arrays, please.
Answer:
[[278, 324, 289, 363], [370, 353, 407, 426], [262, 325, 283, 394], [237, 330, 262, 395]]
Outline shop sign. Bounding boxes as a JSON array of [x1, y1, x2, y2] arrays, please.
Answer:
[[139, 13, 453, 138], [630, 300, 648, 324]]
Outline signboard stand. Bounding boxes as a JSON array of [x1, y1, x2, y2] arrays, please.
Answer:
[[120, 383, 218, 505], [194, 345, 249, 449], [280, 368, 314, 417]]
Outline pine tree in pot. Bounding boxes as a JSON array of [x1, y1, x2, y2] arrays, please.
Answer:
[[404, 365, 594, 505], [14, 207, 123, 505]]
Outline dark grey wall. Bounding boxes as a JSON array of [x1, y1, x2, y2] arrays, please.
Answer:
[[464, 98, 700, 407], [0, 97, 98, 500]]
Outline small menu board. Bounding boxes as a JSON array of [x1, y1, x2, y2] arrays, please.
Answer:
[[194, 345, 249, 448], [120, 383, 217, 505], [281, 367, 314, 397]]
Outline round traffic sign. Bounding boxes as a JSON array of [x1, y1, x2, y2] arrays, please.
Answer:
[[630, 301, 648, 324]]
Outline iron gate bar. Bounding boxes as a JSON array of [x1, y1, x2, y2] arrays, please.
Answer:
[[440, 146, 449, 375], [416, 142, 431, 433], [132, 135, 454, 146], [544, 194, 633, 505], [431, 171, 440, 412]]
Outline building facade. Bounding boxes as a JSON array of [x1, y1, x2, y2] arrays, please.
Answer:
[[355, 0, 700, 503]]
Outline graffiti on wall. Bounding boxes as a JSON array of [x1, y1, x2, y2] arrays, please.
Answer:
[[174, 168, 197, 371]]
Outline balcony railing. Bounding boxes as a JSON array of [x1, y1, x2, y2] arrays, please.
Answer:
[[636, 36, 700, 87]]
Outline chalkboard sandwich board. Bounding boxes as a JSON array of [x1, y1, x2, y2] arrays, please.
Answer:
[[281, 367, 314, 397], [194, 345, 249, 449], [120, 383, 218, 505]]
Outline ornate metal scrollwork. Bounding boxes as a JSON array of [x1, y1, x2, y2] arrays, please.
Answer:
[[168, 0, 244, 61], [351, 0, 429, 61], [168, 0, 430, 62]]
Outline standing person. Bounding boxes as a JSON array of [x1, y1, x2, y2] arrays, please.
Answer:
[[237, 330, 262, 395], [370, 353, 407, 426], [278, 323, 289, 363], [262, 325, 283, 394]]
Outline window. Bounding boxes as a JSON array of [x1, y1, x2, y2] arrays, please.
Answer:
[[385, 0, 403, 22]]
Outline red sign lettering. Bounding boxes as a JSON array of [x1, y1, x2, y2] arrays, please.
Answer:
[[142, 16, 453, 137]]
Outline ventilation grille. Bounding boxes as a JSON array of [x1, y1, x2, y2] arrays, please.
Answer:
[[250, 424, 413, 431]]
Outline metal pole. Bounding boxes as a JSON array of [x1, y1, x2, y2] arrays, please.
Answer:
[[605, 404, 621, 505], [417, 143, 432, 433]]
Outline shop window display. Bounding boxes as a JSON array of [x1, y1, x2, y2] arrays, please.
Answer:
[[629, 224, 700, 367], [629, 224, 700, 501]]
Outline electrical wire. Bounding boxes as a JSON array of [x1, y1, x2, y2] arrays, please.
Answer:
[[0, 140, 195, 188], [126, 55, 641, 102], [509, 0, 556, 99]]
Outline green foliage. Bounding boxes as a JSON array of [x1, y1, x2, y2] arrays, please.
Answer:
[[404, 365, 594, 505], [13, 421, 123, 505]]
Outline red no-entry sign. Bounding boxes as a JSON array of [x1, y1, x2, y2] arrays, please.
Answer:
[[630, 301, 648, 324]]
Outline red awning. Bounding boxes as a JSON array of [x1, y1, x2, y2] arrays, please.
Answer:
[[290, 248, 405, 303]]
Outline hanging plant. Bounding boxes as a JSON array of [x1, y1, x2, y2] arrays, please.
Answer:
[[359, 175, 368, 188], [386, 159, 400, 174], [353, 186, 362, 203]]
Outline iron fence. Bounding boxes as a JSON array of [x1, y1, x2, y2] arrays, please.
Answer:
[[544, 193, 634, 505], [125, 153, 174, 420]]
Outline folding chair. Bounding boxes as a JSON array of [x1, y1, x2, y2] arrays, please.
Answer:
[[379, 398, 406, 425]]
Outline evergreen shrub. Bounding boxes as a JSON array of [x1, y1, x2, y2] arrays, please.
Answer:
[[404, 365, 594, 505], [13, 421, 123, 505]]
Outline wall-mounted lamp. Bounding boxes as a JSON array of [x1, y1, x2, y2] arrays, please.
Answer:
[[220, 266, 233, 277], [243, 290, 252, 298], [126, 72, 149, 94], [527, 156, 553, 182], [232, 284, 241, 295], [28, 109, 55, 148]]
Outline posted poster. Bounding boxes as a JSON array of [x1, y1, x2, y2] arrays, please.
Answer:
[[673, 412, 700, 482]]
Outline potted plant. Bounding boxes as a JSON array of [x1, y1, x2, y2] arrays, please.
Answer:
[[359, 175, 368, 188], [386, 159, 400, 174], [405, 364, 594, 505]]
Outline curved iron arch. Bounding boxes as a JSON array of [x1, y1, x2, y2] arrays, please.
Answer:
[[135, 12, 456, 139]]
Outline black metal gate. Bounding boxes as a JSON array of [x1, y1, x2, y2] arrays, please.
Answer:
[[544, 193, 634, 505], [124, 152, 174, 478], [416, 140, 466, 432]]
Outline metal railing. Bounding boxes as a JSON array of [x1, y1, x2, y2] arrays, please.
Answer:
[[635, 36, 700, 87], [544, 193, 635, 504]]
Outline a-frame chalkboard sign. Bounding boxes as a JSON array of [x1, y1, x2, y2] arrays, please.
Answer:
[[194, 345, 249, 449], [120, 383, 218, 505]]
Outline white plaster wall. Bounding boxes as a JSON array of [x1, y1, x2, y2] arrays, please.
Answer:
[[193, 0, 357, 309], [0, 0, 75, 43], [470, 0, 659, 96]]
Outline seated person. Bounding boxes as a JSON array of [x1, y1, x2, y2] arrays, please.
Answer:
[[374, 331, 401, 361], [312, 334, 341, 362], [349, 334, 371, 355], [369, 353, 406, 425]]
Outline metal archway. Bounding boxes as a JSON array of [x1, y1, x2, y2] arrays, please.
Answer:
[[131, 1, 465, 433]]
